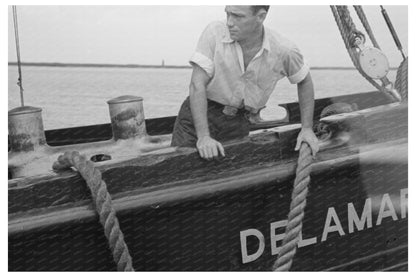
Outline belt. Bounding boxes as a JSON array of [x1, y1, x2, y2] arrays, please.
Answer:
[[207, 99, 249, 116]]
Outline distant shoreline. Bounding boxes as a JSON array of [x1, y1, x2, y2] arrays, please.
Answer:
[[8, 62, 397, 70], [8, 62, 192, 69]]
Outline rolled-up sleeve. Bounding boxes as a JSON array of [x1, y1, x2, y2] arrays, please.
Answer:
[[189, 23, 217, 78], [284, 47, 310, 84]]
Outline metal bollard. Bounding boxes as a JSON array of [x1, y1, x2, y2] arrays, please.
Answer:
[[107, 95, 147, 141], [8, 106, 47, 153]]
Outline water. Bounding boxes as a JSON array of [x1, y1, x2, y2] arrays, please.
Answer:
[[8, 66, 397, 130]]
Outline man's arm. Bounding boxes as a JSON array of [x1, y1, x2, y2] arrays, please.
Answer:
[[189, 64, 225, 159], [295, 72, 319, 157]]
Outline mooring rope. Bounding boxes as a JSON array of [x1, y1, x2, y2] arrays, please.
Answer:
[[272, 142, 313, 271], [52, 151, 134, 271]]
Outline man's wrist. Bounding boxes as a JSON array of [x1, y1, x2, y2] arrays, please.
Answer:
[[197, 133, 211, 140], [301, 125, 313, 131]]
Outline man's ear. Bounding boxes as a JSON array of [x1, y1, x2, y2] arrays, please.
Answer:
[[256, 10, 267, 23]]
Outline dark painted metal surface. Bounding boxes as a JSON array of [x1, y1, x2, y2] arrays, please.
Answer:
[[8, 92, 407, 271]]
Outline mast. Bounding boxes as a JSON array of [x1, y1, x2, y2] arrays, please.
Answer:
[[12, 5, 25, 107]]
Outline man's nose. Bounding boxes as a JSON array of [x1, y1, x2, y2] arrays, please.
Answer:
[[226, 16, 234, 27]]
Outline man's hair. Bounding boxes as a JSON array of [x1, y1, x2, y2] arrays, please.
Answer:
[[251, 5, 270, 14]]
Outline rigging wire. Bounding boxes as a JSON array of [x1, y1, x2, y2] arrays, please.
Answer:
[[12, 5, 25, 107], [380, 5, 407, 60], [330, 5, 401, 102]]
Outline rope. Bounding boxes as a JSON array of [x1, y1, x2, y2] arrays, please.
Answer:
[[272, 142, 313, 271], [12, 6, 25, 107], [353, 6, 381, 49], [353, 6, 400, 94], [52, 151, 135, 271], [394, 58, 408, 101], [330, 6, 399, 102], [379, 5, 408, 101]]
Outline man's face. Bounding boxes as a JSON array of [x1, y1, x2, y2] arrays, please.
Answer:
[[224, 6, 262, 42]]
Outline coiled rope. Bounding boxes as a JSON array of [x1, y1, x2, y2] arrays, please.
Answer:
[[52, 151, 134, 271], [330, 6, 399, 102], [272, 142, 313, 271]]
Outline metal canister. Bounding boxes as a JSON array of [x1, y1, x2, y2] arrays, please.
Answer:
[[107, 95, 147, 141], [8, 106, 46, 152]]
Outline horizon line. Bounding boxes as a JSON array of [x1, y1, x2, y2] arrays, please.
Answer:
[[9, 62, 396, 70]]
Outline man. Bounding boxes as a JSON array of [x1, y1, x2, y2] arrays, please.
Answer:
[[171, 5, 319, 159]]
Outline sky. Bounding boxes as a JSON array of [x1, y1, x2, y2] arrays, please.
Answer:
[[8, 5, 408, 67]]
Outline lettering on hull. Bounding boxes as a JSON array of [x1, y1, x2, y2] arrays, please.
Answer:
[[240, 189, 408, 264]]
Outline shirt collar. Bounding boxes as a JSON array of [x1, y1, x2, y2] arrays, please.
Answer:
[[222, 26, 271, 52]]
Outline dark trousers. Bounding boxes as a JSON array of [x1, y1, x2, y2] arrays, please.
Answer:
[[171, 97, 250, 147]]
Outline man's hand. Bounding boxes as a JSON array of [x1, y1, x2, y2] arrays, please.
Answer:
[[196, 136, 225, 159], [295, 127, 319, 158]]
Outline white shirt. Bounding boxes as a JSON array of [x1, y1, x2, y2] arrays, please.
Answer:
[[190, 21, 309, 113]]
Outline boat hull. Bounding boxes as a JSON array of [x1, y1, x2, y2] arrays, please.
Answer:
[[8, 92, 408, 271], [8, 142, 408, 270]]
